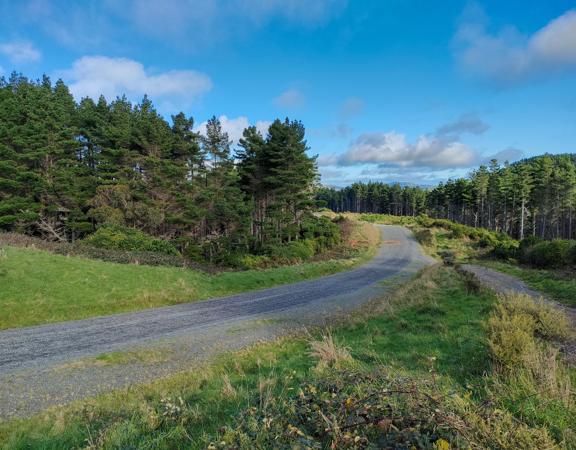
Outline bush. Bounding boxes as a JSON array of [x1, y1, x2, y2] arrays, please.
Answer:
[[522, 240, 573, 268], [414, 228, 435, 247], [266, 239, 316, 263], [570, 243, 576, 265], [83, 225, 179, 256], [490, 240, 519, 260]]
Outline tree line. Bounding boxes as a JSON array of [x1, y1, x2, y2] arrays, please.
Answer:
[[0, 73, 322, 261], [317, 154, 576, 240]]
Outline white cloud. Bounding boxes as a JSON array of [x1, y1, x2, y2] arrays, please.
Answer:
[[338, 132, 476, 168], [455, 8, 576, 83], [60, 56, 212, 108], [319, 114, 489, 169], [0, 41, 41, 64], [195, 115, 271, 144], [273, 88, 305, 108]]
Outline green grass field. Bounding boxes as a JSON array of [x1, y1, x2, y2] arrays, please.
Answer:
[[0, 246, 369, 330], [2, 266, 572, 449]]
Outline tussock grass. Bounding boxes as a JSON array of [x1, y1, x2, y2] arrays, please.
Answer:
[[485, 293, 576, 446], [309, 331, 353, 370]]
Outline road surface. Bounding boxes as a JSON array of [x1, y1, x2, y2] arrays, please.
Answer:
[[0, 225, 434, 418]]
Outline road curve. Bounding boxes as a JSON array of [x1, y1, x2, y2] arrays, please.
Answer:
[[0, 225, 433, 375]]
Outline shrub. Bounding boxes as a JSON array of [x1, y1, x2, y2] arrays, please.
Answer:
[[522, 240, 573, 268], [490, 240, 519, 260], [265, 239, 316, 263], [569, 242, 576, 265], [83, 225, 179, 256], [414, 228, 435, 247], [228, 254, 274, 270]]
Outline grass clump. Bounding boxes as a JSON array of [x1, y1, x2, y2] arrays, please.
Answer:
[[486, 293, 575, 446], [309, 331, 354, 371]]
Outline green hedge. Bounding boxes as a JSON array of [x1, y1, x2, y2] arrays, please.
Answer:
[[83, 225, 179, 255], [0, 232, 190, 268]]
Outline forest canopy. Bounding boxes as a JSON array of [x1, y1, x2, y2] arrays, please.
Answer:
[[0, 73, 327, 263]]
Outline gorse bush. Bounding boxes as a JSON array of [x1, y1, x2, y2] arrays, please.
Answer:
[[83, 225, 179, 255]]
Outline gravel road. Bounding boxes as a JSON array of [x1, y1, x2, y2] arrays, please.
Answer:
[[0, 225, 434, 419]]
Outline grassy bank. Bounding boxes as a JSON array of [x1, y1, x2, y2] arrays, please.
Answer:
[[2, 266, 572, 448], [478, 260, 576, 307], [0, 221, 379, 330]]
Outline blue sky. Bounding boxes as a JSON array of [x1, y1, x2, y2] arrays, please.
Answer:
[[1, 0, 575, 186]]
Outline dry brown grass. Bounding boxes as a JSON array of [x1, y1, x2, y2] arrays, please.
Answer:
[[309, 331, 353, 370], [221, 374, 237, 398]]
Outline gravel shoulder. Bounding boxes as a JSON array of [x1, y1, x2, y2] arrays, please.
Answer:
[[0, 225, 434, 419]]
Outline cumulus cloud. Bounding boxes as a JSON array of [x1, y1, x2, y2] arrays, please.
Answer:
[[318, 114, 490, 169], [60, 56, 212, 108], [273, 88, 305, 108], [455, 7, 576, 83], [195, 115, 271, 144], [339, 132, 476, 168], [0, 41, 41, 64]]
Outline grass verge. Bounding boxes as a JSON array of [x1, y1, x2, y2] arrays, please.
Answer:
[[0, 221, 379, 330], [478, 260, 576, 307], [3, 266, 572, 449]]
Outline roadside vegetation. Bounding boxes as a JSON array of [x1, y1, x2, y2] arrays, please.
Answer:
[[1, 265, 573, 449], [317, 153, 576, 242], [0, 217, 378, 330], [358, 213, 575, 306]]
